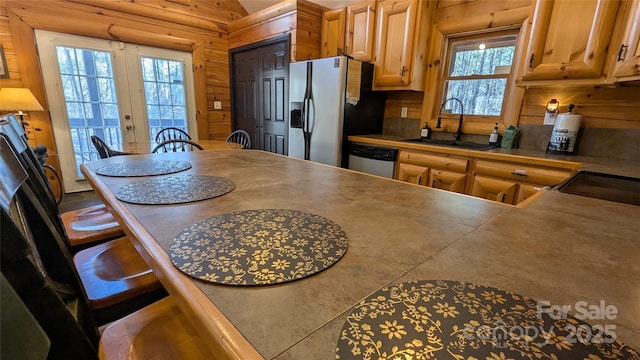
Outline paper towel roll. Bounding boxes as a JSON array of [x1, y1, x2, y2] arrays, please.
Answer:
[[548, 113, 582, 153]]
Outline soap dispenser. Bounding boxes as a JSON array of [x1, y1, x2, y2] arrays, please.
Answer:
[[489, 123, 499, 145], [420, 122, 431, 140]]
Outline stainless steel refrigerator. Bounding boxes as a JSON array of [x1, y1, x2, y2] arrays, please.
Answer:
[[288, 56, 386, 167]]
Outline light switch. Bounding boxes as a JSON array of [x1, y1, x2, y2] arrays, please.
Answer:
[[401, 107, 408, 118], [214, 101, 222, 110]]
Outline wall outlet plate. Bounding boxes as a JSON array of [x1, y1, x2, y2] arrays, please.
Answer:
[[401, 107, 408, 118], [543, 112, 557, 125], [214, 101, 222, 110]]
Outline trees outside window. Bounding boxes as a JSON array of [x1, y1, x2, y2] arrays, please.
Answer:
[[440, 30, 518, 119]]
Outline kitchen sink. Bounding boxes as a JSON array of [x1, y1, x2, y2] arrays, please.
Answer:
[[556, 171, 640, 206], [403, 138, 498, 150]]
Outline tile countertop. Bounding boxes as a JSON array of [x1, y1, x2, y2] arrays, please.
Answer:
[[82, 150, 640, 359], [349, 135, 640, 178]]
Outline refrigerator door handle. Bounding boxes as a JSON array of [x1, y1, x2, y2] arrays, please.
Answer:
[[302, 62, 314, 160]]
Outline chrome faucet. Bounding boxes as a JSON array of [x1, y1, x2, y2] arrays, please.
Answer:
[[435, 97, 464, 141]]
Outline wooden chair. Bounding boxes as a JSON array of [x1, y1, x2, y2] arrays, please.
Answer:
[[152, 139, 204, 153], [99, 297, 214, 360], [155, 127, 191, 144], [3, 201, 199, 359], [1, 117, 125, 250], [91, 135, 131, 159], [1, 132, 166, 328], [61, 204, 124, 249], [226, 129, 251, 149]]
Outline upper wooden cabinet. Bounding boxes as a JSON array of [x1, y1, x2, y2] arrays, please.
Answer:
[[372, 0, 435, 90], [613, 0, 640, 81], [320, 8, 346, 57], [319, 1, 376, 60], [519, 0, 621, 83], [345, 0, 376, 62]]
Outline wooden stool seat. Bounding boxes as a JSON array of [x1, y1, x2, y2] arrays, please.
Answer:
[[99, 297, 214, 360], [62, 204, 124, 246], [73, 237, 161, 310]]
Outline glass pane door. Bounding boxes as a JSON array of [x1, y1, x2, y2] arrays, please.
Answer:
[[141, 57, 188, 141], [56, 46, 124, 171], [36, 30, 196, 193]]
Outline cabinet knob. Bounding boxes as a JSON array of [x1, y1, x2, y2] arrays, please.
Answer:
[[400, 66, 407, 76]]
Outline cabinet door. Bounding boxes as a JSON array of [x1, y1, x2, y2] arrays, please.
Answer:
[[373, 0, 418, 86], [428, 170, 466, 194], [521, 0, 620, 81], [321, 8, 347, 58], [470, 176, 517, 204], [515, 183, 545, 204], [346, 0, 376, 62], [474, 160, 571, 187], [397, 163, 429, 185], [614, 0, 640, 81]]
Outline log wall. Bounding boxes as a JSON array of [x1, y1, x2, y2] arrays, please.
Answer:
[[228, 0, 324, 61]]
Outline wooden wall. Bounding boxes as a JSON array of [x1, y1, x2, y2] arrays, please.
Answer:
[[385, 0, 640, 132], [228, 0, 324, 61], [519, 86, 640, 129], [0, 0, 248, 155]]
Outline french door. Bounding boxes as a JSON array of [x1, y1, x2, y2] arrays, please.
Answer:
[[36, 30, 196, 192]]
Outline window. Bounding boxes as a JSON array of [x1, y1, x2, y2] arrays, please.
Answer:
[[36, 30, 195, 192], [439, 30, 518, 119]]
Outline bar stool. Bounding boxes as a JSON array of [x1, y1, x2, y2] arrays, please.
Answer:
[[99, 297, 214, 359]]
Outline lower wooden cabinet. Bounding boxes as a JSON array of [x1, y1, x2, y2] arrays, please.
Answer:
[[473, 159, 573, 205], [397, 162, 429, 185], [515, 183, 546, 204], [429, 170, 466, 193], [396, 150, 469, 190], [394, 149, 576, 205], [470, 176, 517, 204]]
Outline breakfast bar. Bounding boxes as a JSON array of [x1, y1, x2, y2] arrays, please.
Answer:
[[81, 149, 640, 359]]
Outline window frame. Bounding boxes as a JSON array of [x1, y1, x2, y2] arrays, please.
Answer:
[[437, 28, 520, 123], [419, 5, 530, 137]]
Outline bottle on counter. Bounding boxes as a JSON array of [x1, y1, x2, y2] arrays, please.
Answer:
[[489, 123, 499, 145], [420, 122, 431, 140]]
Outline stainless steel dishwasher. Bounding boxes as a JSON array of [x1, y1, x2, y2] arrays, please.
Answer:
[[347, 143, 398, 178]]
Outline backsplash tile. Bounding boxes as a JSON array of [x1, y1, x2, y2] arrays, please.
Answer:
[[382, 117, 421, 138], [517, 124, 640, 161]]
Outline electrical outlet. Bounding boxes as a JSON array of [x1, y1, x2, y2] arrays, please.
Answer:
[[401, 107, 408, 118], [214, 101, 222, 110]]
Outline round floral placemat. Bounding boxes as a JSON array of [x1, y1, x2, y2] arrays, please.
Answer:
[[94, 159, 191, 177], [336, 280, 638, 360], [114, 175, 235, 205], [169, 209, 348, 285]]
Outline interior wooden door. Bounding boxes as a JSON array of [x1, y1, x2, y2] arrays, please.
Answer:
[[231, 48, 259, 148], [259, 42, 288, 155], [231, 37, 289, 154], [521, 0, 620, 81]]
